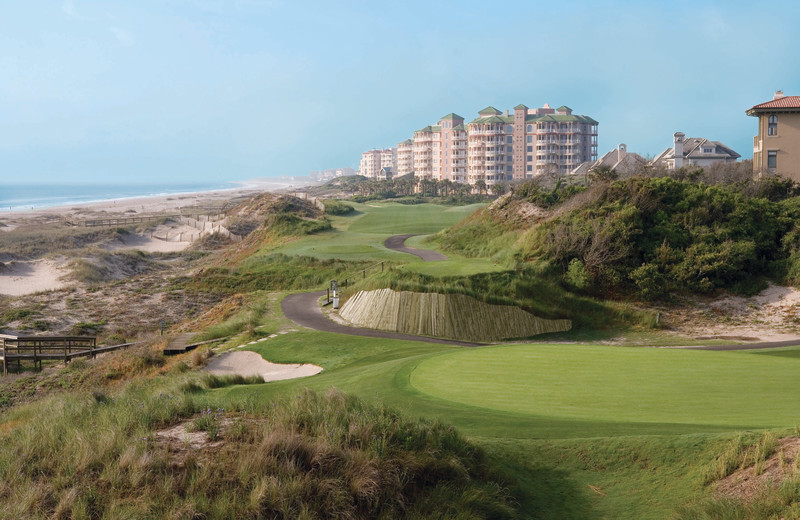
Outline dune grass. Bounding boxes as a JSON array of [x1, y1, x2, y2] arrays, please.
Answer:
[[0, 378, 516, 519]]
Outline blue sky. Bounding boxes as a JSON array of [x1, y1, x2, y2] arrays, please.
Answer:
[[2, 0, 799, 184]]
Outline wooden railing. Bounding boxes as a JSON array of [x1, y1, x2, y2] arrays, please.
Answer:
[[0, 334, 140, 375]]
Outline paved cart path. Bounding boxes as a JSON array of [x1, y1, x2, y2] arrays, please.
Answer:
[[384, 234, 449, 261], [281, 291, 482, 347]]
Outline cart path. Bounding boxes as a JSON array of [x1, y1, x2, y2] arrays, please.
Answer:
[[384, 234, 448, 261], [281, 291, 482, 347]]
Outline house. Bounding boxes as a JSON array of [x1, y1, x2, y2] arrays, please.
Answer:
[[650, 132, 740, 170], [571, 144, 647, 178], [376, 167, 393, 181], [747, 91, 800, 180]]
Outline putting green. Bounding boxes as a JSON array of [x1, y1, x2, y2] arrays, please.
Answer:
[[409, 344, 800, 429]]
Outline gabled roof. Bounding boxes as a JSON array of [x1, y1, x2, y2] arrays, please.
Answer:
[[478, 106, 502, 116], [747, 96, 800, 115], [557, 105, 572, 112], [514, 104, 528, 110], [439, 112, 464, 121], [468, 115, 513, 125], [452, 124, 466, 131], [525, 114, 598, 124], [650, 137, 740, 164], [414, 125, 442, 133]]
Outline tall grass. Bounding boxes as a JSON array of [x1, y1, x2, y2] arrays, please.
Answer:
[[0, 384, 518, 519]]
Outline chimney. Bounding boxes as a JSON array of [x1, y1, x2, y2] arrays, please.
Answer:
[[774, 90, 785, 100], [617, 144, 627, 162], [505, 110, 509, 116], [673, 132, 685, 169]]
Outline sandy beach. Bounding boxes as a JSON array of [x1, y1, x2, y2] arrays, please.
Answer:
[[0, 178, 312, 297]]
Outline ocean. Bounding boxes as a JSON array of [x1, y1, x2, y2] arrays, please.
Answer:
[[0, 181, 241, 212]]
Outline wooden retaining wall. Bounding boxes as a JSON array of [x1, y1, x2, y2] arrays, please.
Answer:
[[339, 289, 571, 342]]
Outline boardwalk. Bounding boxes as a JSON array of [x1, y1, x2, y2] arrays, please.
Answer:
[[0, 334, 139, 375]]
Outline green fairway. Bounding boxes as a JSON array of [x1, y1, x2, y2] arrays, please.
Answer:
[[271, 202, 482, 261], [410, 344, 800, 430]]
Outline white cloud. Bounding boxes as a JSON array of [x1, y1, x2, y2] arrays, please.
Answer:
[[110, 27, 135, 47]]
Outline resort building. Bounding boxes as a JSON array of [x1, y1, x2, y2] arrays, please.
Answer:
[[467, 104, 598, 188], [359, 148, 397, 179], [571, 144, 647, 178], [362, 102, 598, 189], [396, 139, 414, 177], [747, 91, 800, 181], [651, 132, 740, 170]]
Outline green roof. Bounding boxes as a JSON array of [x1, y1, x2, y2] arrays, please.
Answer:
[[439, 112, 464, 121], [414, 125, 434, 133], [399, 138, 413, 145], [478, 106, 502, 116], [557, 105, 572, 112], [452, 124, 465, 131], [524, 114, 598, 124], [468, 115, 514, 125], [514, 104, 529, 110]]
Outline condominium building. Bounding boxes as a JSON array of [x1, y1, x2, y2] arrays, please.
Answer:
[[358, 148, 397, 179], [362, 102, 597, 188], [747, 91, 800, 181], [397, 139, 414, 177], [467, 104, 598, 188]]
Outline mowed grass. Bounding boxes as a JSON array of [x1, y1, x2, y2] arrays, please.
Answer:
[[199, 330, 800, 518], [410, 344, 800, 432], [273, 202, 487, 262]]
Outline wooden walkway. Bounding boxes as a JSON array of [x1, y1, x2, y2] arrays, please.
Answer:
[[163, 333, 224, 355], [0, 334, 139, 375]]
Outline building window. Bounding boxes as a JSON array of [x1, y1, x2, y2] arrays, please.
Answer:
[[768, 150, 777, 170], [527, 145, 533, 152], [768, 115, 778, 136], [526, 124, 532, 132], [526, 165, 532, 172], [526, 155, 532, 162], [526, 136, 532, 143], [703, 147, 713, 153], [506, 136, 512, 144], [506, 146, 513, 153]]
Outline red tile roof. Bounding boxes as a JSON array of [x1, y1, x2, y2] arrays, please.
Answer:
[[750, 96, 800, 110]]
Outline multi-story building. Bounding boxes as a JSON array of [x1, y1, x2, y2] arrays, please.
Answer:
[[747, 91, 800, 180], [467, 104, 598, 188], [358, 148, 396, 179], [365, 102, 597, 188], [396, 139, 414, 177]]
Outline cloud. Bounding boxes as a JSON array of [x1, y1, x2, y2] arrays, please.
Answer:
[[110, 27, 135, 47]]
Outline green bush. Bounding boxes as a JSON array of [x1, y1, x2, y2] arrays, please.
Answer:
[[322, 199, 355, 215]]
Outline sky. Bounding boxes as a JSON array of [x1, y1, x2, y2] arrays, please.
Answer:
[[1, 0, 799, 184]]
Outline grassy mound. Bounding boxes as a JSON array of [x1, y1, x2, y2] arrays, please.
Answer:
[[0, 385, 517, 519]]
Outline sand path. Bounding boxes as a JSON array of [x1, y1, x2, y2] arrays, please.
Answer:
[[204, 351, 322, 382]]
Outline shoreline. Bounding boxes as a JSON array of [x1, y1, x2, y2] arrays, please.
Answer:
[[0, 178, 315, 221]]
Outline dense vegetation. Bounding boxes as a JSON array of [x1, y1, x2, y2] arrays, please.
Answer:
[[437, 175, 800, 301], [0, 383, 516, 519]]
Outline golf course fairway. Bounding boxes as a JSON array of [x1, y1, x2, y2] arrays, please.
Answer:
[[409, 344, 800, 431]]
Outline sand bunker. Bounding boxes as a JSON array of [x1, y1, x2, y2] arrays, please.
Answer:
[[204, 351, 322, 382], [0, 259, 69, 296]]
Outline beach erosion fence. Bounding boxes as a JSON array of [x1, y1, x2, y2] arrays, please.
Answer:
[[150, 215, 242, 243], [291, 192, 326, 212], [339, 288, 572, 342]]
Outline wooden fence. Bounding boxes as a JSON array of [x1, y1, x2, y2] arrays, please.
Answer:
[[0, 334, 140, 375]]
